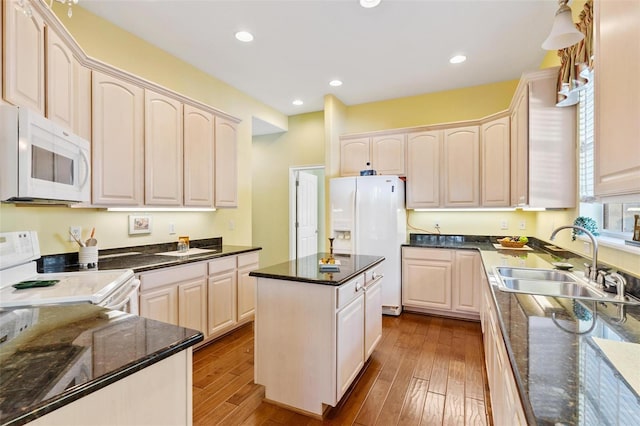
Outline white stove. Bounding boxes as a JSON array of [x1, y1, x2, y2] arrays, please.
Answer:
[[0, 231, 139, 314]]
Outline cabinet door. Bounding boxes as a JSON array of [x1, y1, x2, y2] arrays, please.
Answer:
[[207, 270, 237, 336], [481, 117, 510, 207], [237, 253, 259, 322], [443, 126, 480, 207], [510, 89, 528, 206], [402, 258, 452, 310], [406, 130, 442, 208], [46, 27, 74, 131], [215, 117, 238, 207], [92, 71, 144, 205], [594, 0, 640, 197], [73, 61, 92, 141], [184, 104, 214, 207], [364, 277, 382, 359], [145, 90, 183, 206], [178, 279, 207, 336], [139, 286, 178, 326], [4, 0, 45, 112], [340, 137, 370, 176], [336, 292, 365, 400], [371, 133, 406, 175], [453, 251, 481, 314]]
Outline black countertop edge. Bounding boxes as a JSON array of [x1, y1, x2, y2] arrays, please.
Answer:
[[5, 331, 204, 426], [38, 243, 262, 274], [250, 255, 385, 286]]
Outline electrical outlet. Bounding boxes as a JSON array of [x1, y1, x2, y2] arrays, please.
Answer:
[[500, 220, 508, 230], [229, 220, 235, 231], [69, 226, 82, 242], [583, 241, 591, 254], [169, 223, 176, 235], [519, 220, 526, 230]]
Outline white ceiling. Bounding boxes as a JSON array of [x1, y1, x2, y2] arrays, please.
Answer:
[[79, 0, 559, 117]]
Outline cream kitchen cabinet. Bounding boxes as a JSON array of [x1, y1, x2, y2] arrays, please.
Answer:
[[184, 105, 215, 207], [481, 116, 511, 207], [3, 0, 45, 113], [237, 251, 260, 322], [336, 282, 365, 400], [509, 68, 576, 208], [402, 247, 481, 319], [145, 90, 183, 206], [214, 117, 238, 207], [594, 0, 640, 198], [443, 125, 480, 207], [207, 256, 238, 336], [139, 262, 207, 334], [92, 71, 144, 206], [340, 133, 406, 176], [406, 130, 442, 209], [364, 264, 383, 359]]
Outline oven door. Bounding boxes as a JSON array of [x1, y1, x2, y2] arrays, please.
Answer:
[[99, 278, 140, 315], [18, 108, 90, 202]]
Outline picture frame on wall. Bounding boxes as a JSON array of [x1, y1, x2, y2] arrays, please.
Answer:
[[128, 215, 152, 235]]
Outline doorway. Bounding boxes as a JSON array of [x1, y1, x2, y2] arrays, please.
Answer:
[[289, 166, 325, 260]]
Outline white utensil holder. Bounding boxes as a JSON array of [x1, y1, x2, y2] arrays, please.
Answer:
[[79, 246, 98, 268]]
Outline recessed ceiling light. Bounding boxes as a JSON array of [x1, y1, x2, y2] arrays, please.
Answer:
[[329, 80, 343, 87], [235, 31, 254, 42], [292, 99, 303, 106], [360, 0, 381, 8], [449, 55, 467, 64]]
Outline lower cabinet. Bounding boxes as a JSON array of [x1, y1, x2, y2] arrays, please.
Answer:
[[402, 247, 481, 319], [481, 274, 527, 425], [138, 251, 260, 344], [255, 263, 383, 416]]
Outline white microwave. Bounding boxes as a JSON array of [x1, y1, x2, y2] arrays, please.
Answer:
[[0, 105, 90, 204]]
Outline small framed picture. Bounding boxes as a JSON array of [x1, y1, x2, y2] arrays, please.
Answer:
[[128, 215, 152, 235]]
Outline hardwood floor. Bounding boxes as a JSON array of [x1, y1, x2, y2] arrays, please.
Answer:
[[193, 313, 491, 425]]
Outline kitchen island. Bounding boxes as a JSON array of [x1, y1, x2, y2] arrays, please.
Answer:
[[406, 234, 640, 425], [0, 304, 202, 426], [250, 253, 384, 417]]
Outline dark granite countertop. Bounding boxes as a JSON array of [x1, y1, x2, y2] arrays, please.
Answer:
[[0, 304, 203, 426], [406, 234, 640, 425], [37, 237, 261, 274], [250, 253, 384, 285]]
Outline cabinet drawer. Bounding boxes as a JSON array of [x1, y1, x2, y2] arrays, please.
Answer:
[[364, 264, 383, 285], [403, 247, 453, 261], [237, 251, 259, 268], [337, 274, 365, 310], [208, 256, 237, 275], [140, 262, 207, 292]]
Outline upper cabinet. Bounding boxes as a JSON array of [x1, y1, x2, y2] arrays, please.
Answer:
[[215, 117, 238, 207], [443, 126, 480, 207], [594, 0, 640, 198], [406, 130, 442, 209], [509, 68, 576, 209], [3, 0, 45, 113], [92, 71, 144, 206], [481, 116, 510, 207], [340, 133, 405, 176], [144, 90, 183, 206], [184, 105, 215, 207]]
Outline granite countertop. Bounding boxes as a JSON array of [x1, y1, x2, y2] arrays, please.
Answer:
[[250, 253, 384, 285], [0, 304, 203, 426], [37, 237, 262, 274], [406, 234, 640, 425]]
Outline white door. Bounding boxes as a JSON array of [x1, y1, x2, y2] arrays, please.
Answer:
[[296, 171, 318, 258]]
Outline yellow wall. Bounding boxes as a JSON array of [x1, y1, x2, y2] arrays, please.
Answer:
[[0, 3, 287, 255], [252, 112, 325, 267]]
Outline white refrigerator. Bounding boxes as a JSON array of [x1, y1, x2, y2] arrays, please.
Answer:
[[330, 176, 407, 316]]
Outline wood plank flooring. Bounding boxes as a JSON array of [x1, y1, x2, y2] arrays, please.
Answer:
[[193, 313, 491, 425]]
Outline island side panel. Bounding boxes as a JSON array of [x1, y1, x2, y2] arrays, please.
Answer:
[[255, 277, 337, 415]]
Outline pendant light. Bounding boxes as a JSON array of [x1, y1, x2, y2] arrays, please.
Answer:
[[542, 0, 584, 50]]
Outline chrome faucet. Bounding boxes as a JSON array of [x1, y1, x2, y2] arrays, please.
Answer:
[[550, 225, 599, 283], [607, 272, 627, 301]]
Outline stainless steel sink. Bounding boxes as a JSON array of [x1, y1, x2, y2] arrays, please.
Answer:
[[493, 267, 640, 305], [495, 267, 576, 282]]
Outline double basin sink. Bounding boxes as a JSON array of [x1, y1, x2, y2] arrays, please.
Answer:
[[493, 267, 639, 305]]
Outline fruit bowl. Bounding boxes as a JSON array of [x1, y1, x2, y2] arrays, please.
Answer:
[[498, 238, 526, 248]]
